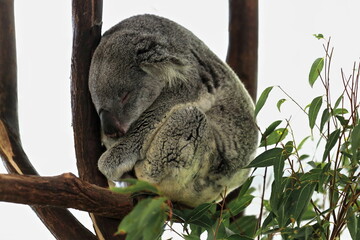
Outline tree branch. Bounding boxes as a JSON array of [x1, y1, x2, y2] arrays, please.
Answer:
[[0, 173, 133, 219], [224, 0, 259, 213], [0, 0, 19, 139], [0, 120, 98, 239], [226, 0, 258, 101], [0, 1, 98, 239], [71, 1, 131, 239]]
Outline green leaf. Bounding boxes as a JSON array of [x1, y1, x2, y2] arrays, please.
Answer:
[[336, 115, 349, 126], [319, 163, 331, 192], [261, 212, 276, 230], [322, 129, 341, 161], [273, 153, 285, 194], [285, 183, 316, 226], [111, 178, 160, 195], [313, 33, 324, 40], [308, 96, 323, 130], [246, 148, 283, 168], [185, 235, 201, 240], [347, 206, 360, 240], [332, 108, 348, 115], [117, 197, 168, 240], [298, 136, 311, 151], [225, 195, 254, 217], [309, 58, 324, 87], [237, 176, 254, 198], [351, 124, 360, 160], [320, 108, 330, 132], [299, 154, 310, 161], [276, 99, 286, 112], [229, 215, 257, 238], [261, 120, 282, 140], [186, 203, 214, 224], [333, 95, 343, 109], [260, 128, 288, 147], [255, 86, 273, 117], [227, 235, 253, 240]]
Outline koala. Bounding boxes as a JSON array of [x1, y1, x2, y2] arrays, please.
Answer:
[[89, 14, 258, 207]]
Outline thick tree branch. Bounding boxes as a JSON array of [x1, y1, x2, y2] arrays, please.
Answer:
[[71, 0, 106, 186], [0, 173, 133, 219], [0, 0, 19, 139], [0, 1, 97, 239], [226, 0, 258, 101], [0, 120, 98, 239], [71, 1, 130, 239], [225, 0, 259, 212]]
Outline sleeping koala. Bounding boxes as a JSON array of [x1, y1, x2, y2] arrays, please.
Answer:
[[89, 14, 258, 207]]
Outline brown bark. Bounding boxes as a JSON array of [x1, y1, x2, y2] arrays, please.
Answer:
[[0, 0, 19, 140], [226, 0, 258, 101], [225, 0, 259, 212], [0, 1, 98, 239], [0, 173, 132, 219], [71, 1, 131, 239]]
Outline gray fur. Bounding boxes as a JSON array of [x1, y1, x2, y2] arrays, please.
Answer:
[[89, 14, 258, 207]]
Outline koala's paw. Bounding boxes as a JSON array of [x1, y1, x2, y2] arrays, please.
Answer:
[[98, 145, 138, 181]]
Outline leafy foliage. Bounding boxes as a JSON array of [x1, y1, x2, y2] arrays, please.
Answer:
[[111, 36, 359, 240]]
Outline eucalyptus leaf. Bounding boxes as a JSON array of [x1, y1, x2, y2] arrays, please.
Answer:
[[322, 129, 341, 161], [117, 197, 168, 240], [308, 96, 323, 130], [262, 120, 282, 141], [260, 128, 288, 147], [185, 235, 201, 240], [332, 108, 348, 115], [313, 33, 324, 39], [320, 108, 330, 132], [237, 176, 254, 198], [277, 99, 286, 112], [285, 183, 316, 226], [309, 58, 324, 87], [186, 203, 214, 224], [334, 95, 343, 109], [225, 195, 254, 218], [298, 136, 311, 151], [351, 124, 360, 161], [347, 206, 360, 240], [246, 148, 283, 168], [255, 86, 273, 117]]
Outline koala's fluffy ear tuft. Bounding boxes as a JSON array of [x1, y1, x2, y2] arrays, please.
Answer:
[[135, 34, 193, 87]]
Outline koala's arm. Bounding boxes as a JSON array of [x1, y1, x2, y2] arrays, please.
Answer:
[[97, 91, 192, 181]]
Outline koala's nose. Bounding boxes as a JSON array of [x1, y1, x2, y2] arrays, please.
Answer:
[[99, 110, 127, 138]]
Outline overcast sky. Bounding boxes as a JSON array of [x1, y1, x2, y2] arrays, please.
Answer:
[[1, 1, 359, 239]]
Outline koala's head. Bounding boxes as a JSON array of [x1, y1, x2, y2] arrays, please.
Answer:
[[89, 29, 192, 147]]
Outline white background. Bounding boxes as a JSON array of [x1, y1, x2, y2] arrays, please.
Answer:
[[1, 0, 359, 239]]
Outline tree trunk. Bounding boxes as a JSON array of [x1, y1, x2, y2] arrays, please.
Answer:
[[71, 1, 132, 239], [226, 0, 258, 101], [0, 1, 97, 239]]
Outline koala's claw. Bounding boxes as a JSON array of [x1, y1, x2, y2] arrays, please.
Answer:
[[98, 148, 138, 181]]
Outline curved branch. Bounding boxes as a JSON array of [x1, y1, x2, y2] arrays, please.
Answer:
[[0, 1, 97, 239], [0, 120, 98, 239], [0, 173, 133, 219]]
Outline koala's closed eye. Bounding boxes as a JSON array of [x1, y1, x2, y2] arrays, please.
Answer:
[[88, 14, 258, 207]]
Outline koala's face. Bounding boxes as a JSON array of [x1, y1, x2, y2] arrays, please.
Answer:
[[89, 33, 166, 146]]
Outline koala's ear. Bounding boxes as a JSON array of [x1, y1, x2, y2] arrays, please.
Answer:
[[135, 34, 192, 86]]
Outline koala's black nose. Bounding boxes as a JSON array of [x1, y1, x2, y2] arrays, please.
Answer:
[[99, 110, 126, 138]]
